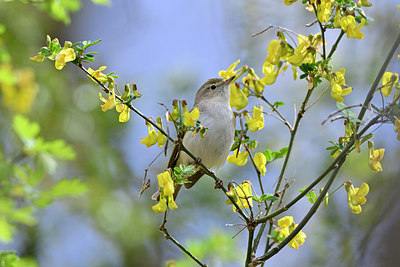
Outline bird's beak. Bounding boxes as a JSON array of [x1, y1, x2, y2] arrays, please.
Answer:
[[223, 75, 236, 85]]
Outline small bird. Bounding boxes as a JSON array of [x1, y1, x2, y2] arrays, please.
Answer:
[[157, 76, 236, 200]]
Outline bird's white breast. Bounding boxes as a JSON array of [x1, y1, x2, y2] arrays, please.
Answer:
[[178, 98, 235, 169]]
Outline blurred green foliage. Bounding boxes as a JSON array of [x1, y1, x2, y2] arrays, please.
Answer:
[[8, 0, 110, 25]]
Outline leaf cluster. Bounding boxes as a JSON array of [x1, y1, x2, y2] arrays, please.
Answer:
[[0, 115, 87, 243]]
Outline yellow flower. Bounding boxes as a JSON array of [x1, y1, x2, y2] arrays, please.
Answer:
[[246, 106, 264, 132], [230, 83, 248, 110], [54, 47, 76, 70], [225, 181, 253, 212], [265, 40, 289, 65], [330, 68, 352, 102], [278, 216, 294, 228], [333, 11, 341, 28], [243, 68, 264, 95], [284, 0, 297, 5], [88, 66, 109, 83], [357, 0, 372, 7], [219, 59, 240, 79], [152, 197, 167, 213], [261, 61, 280, 85], [182, 102, 200, 127], [368, 140, 384, 172], [99, 82, 117, 111], [169, 100, 180, 121], [0, 65, 39, 114], [317, 0, 333, 23], [289, 228, 307, 249], [116, 103, 130, 122], [156, 117, 166, 147], [288, 35, 312, 66], [30, 54, 46, 63], [157, 170, 174, 197], [254, 152, 267, 176], [340, 16, 366, 39], [395, 119, 400, 141], [140, 122, 158, 147], [227, 149, 249, 166], [345, 181, 369, 214], [277, 216, 307, 249], [152, 170, 178, 213], [381, 72, 399, 97]]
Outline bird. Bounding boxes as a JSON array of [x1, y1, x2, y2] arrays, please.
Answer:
[[165, 76, 236, 200]]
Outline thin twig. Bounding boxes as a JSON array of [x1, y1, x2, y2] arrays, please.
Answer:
[[357, 32, 400, 126], [305, 85, 330, 111], [245, 146, 265, 196], [321, 104, 363, 125], [251, 24, 324, 57], [260, 95, 293, 131], [312, 3, 326, 60], [306, 19, 318, 27], [327, 30, 345, 59], [159, 226, 207, 267], [274, 86, 313, 195]]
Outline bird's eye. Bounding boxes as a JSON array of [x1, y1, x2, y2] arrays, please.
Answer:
[[210, 85, 216, 90]]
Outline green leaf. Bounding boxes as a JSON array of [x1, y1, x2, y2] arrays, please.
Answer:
[[173, 167, 182, 174], [299, 187, 317, 204], [48, 178, 88, 198], [12, 115, 40, 140], [262, 149, 273, 161], [336, 102, 359, 122], [259, 193, 278, 202], [0, 251, 20, 267], [34, 138, 75, 160], [10, 207, 35, 226], [91, 0, 110, 5], [0, 218, 14, 243], [273, 101, 285, 107], [272, 147, 288, 159], [31, 194, 54, 209]]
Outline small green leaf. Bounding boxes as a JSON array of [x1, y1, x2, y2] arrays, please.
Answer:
[[0, 218, 14, 243], [12, 115, 40, 140], [34, 139, 75, 160], [48, 178, 88, 198], [0, 251, 20, 267], [32, 194, 54, 209], [91, 0, 110, 5], [273, 101, 285, 107], [272, 147, 288, 159], [259, 193, 279, 202], [263, 149, 273, 161]]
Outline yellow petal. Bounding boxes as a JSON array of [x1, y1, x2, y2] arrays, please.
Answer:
[[168, 196, 178, 210], [152, 198, 167, 213], [140, 125, 158, 147], [183, 107, 199, 127], [254, 152, 267, 176], [230, 84, 248, 110], [157, 170, 174, 196], [227, 149, 249, 166], [118, 106, 130, 122], [278, 216, 294, 228]]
